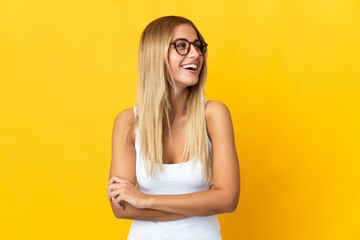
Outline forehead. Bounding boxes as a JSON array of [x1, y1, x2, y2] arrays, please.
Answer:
[[171, 24, 198, 41]]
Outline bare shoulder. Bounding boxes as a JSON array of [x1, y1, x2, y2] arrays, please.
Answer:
[[205, 100, 231, 117], [205, 100, 234, 140], [114, 108, 135, 123], [113, 108, 135, 144], [205, 100, 232, 125]]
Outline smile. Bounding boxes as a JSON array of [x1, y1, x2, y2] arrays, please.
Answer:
[[181, 64, 198, 70]]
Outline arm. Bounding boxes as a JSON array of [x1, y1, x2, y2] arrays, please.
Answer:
[[147, 101, 240, 216], [109, 108, 188, 221], [110, 201, 187, 221], [110, 101, 240, 217]]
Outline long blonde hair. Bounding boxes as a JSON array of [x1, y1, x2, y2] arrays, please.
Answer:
[[132, 16, 212, 184]]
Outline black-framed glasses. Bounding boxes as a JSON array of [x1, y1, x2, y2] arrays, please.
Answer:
[[169, 38, 208, 56]]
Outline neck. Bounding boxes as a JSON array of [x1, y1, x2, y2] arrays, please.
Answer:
[[169, 87, 189, 122]]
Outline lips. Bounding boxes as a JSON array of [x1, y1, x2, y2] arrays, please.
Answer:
[[180, 62, 200, 74], [181, 66, 199, 74], [181, 62, 199, 68]]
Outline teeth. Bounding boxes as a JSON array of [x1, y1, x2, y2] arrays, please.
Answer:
[[182, 64, 198, 70]]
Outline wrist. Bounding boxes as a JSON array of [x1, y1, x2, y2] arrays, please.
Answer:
[[145, 194, 156, 209]]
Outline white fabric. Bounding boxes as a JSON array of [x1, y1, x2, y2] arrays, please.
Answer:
[[128, 100, 222, 240]]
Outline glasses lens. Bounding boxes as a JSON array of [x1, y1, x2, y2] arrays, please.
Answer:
[[175, 40, 189, 55], [202, 43, 207, 55], [194, 40, 206, 55]]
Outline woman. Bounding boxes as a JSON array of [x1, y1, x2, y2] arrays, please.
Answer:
[[108, 16, 240, 239]]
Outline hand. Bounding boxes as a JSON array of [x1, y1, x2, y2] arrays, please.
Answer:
[[108, 176, 150, 209], [108, 177, 125, 210]]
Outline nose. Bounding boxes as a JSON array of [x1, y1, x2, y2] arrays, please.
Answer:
[[188, 43, 201, 58]]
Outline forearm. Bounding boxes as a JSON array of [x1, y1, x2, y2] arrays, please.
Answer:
[[110, 200, 188, 221], [147, 188, 238, 217]]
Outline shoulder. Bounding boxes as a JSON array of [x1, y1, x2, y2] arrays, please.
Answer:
[[113, 108, 135, 143], [114, 108, 135, 122], [205, 100, 233, 139], [205, 100, 231, 121]]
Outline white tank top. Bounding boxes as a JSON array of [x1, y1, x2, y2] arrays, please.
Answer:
[[128, 100, 222, 240]]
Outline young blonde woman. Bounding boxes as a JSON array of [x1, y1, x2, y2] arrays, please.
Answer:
[[108, 16, 240, 240]]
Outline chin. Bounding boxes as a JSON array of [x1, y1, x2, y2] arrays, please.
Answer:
[[175, 79, 199, 88]]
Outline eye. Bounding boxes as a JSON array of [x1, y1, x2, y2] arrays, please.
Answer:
[[175, 40, 188, 50], [176, 44, 186, 49], [194, 41, 203, 50]]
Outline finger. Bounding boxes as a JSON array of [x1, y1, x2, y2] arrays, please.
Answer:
[[110, 194, 119, 207], [110, 176, 132, 186], [111, 195, 124, 210], [110, 189, 120, 199], [115, 193, 128, 204], [120, 202, 125, 210], [112, 197, 121, 209], [108, 184, 116, 191], [108, 188, 114, 200], [116, 201, 123, 210], [109, 176, 123, 185], [108, 176, 122, 185], [115, 195, 123, 208], [108, 183, 123, 191]]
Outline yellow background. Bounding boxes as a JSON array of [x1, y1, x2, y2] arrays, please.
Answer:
[[1, 0, 359, 239]]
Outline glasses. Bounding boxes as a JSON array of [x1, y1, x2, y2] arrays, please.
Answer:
[[169, 38, 208, 56]]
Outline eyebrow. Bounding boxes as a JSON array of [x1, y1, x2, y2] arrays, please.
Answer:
[[171, 37, 200, 42]]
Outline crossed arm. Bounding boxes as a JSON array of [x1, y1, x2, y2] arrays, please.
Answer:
[[108, 100, 240, 221]]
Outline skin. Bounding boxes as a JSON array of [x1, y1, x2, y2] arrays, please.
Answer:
[[108, 24, 240, 220], [167, 23, 204, 120]]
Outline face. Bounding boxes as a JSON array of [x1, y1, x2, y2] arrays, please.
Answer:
[[168, 24, 204, 90]]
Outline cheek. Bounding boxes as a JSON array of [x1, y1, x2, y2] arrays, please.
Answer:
[[169, 63, 177, 77], [168, 56, 181, 74], [197, 60, 204, 72]]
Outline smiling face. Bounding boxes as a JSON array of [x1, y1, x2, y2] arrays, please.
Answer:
[[168, 24, 204, 90]]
